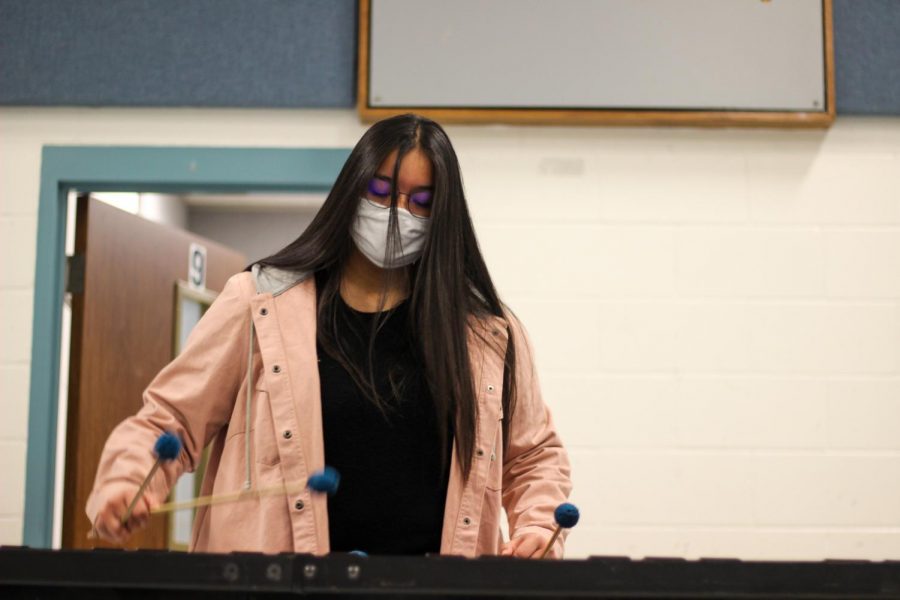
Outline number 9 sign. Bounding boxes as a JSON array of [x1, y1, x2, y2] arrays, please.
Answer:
[[188, 243, 207, 291]]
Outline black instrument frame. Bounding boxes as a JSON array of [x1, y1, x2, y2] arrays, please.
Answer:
[[1, 547, 899, 599]]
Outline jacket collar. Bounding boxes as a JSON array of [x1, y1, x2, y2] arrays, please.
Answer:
[[251, 263, 509, 343], [251, 263, 310, 297]]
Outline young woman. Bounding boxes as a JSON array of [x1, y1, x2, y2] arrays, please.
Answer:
[[87, 114, 572, 558]]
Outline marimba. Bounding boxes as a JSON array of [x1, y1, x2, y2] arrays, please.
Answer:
[[1, 547, 899, 598]]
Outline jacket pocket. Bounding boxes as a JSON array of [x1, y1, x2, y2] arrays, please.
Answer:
[[253, 388, 281, 466], [226, 374, 281, 466]]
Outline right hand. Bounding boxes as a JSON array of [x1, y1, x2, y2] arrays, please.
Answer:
[[91, 483, 153, 544]]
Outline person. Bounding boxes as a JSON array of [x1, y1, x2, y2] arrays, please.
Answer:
[[87, 113, 572, 558]]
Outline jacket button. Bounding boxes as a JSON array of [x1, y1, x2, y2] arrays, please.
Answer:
[[487, 385, 494, 392], [283, 430, 292, 439], [295, 500, 305, 511], [491, 329, 499, 336], [260, 307, 269, 316], [273, 365, 281, 373], [462, 517, 471, 526], [476, 449, 484, 457]]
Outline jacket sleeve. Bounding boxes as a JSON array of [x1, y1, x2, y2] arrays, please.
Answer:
[[85, 272, 251, 523], [501, 315, 573, 558]]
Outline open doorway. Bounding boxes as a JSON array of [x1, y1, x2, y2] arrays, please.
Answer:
[[25, 145, 349, 549], [55, 190, 324, 549]]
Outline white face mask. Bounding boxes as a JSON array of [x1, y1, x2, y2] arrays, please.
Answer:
[[351, 197, 429, 269]]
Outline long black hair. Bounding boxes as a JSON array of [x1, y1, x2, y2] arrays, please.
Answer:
[[251, 113, 516, 481]]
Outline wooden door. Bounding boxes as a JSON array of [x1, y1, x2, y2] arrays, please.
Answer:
[[63, 195, 247, 549]]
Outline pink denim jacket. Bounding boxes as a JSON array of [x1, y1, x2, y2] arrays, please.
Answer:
[[86, 265, 572, 557]]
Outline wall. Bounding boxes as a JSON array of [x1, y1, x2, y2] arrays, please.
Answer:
[[187, 206, 318, 266], [2, 0, 899, 115], [1, 107, 899, 559], [0, 0, 357, 108], [833, 0, 900, 114]]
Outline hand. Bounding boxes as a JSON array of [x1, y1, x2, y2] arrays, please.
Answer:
[[91, 483, 153, 544], [500, 532, 552, 559]]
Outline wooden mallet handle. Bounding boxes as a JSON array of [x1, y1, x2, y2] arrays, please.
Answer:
[[122, 460, 161, 524], [538, 527, 563, 559], [151, 481, 305, 514]]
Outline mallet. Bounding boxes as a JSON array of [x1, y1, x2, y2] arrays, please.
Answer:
[[538, 502, 580, 559], [121, 431, 183, 525]]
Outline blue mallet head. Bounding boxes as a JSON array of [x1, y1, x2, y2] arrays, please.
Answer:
[[348, 550, 368, 557], [554, 503, 580, 529], [154, 431, 182, 462], [307, 466, 340, 496]]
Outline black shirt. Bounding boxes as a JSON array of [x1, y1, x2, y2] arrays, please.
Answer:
[[317, 295, 450, 555]]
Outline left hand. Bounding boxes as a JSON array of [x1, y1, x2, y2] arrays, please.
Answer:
[[500, 533, 551, 559]]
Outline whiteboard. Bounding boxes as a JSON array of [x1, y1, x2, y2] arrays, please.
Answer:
[[368, 0, 826, 112]]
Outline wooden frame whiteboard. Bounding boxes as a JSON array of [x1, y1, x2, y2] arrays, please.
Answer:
[[357, 0, 835, 128]]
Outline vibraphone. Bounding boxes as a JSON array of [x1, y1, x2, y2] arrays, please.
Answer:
[[1, 547, 899, 599]]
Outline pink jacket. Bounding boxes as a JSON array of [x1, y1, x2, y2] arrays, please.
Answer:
[[86, 265, 572, 557]]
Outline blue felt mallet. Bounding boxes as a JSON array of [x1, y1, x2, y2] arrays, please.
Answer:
[[307, 466, 340, 495], [122, 431, 182, 525], [538, 502, 580, 559]]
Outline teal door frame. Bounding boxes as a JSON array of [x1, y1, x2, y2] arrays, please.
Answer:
[[25, 145, 350, 547]]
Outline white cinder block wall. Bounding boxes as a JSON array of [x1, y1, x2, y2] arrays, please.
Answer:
[[1, 108, 899, 559]]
